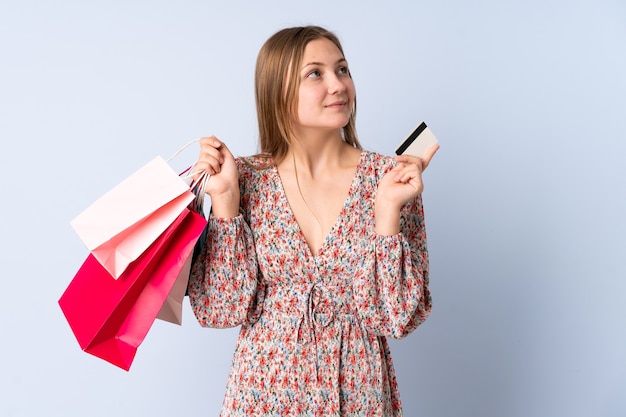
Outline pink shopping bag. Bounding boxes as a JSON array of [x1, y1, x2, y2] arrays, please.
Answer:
[[70, 156, 195, 279], [155, 169, 208, 325], [155, 253, 192, 325], [59, 208, 207, 371]]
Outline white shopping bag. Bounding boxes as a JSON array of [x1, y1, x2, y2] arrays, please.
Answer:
[[70, 156, 195, 279]]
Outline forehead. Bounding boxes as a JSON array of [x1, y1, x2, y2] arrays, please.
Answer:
[[301, 38, 344, 65]]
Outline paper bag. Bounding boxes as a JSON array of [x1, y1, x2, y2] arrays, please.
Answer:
[[156, 254, 192, 325], [59, 208, 207, 371], [70, 156, 195, 279]]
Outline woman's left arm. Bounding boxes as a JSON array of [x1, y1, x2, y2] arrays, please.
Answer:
[[354, 145, 438, 339], [374, 145, 438, 236], [355, 194, 432, 338]]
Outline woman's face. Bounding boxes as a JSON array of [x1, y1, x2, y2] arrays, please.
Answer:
[[295, 38, 355, 133]]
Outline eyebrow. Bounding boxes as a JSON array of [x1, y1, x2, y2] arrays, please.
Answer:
[[302, 58, 347, 69]]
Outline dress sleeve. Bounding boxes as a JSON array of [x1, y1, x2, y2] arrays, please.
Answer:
[[354, 194, 432, 339], [187, 214, 264, 328]]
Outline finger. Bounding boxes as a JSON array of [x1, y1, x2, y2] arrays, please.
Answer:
[[396, 170, 424, 192], [394, 154, 423, 167], [199, 136, 224, 160], [394, 158, 420, 176], [421, 144, 440, 170], [200, 137, 237, 167], [398, 165, 423, 189], [199, 135, 221, 147], [394, 166, 420, 184], [195, 159, 221, 176], [197, 151, 223, 175], [196, 136, 225, 175], [216, 140, 235, 161], [408, 177, 424, 193]]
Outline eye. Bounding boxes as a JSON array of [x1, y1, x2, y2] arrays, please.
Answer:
[[306, 69, 321, 79], [337, 66, 350, 76]]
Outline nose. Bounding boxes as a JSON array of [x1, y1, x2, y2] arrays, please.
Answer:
[[327, 73, 347, 94]]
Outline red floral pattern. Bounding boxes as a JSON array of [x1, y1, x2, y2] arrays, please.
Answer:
[[188, 150, 431, 416]]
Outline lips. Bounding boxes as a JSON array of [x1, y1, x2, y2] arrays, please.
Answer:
[[325, 100, 348, 108]]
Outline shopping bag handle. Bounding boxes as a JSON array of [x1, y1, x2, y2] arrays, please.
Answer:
[[164, 139, 211, 215], [168, 138, 208, 181], [189, 171, 209, 214], [166, 138, 200, 163]]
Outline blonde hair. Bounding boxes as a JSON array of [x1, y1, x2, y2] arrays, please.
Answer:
[[254, 26, 361, 164]]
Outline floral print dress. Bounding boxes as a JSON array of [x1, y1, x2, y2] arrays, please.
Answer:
[[188, 150, 432, 416]]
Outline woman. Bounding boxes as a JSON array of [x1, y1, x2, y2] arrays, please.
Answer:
[[189, 25, 438, 416]]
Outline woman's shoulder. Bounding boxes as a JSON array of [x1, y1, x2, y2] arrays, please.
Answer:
[[360, 149, 398, 177], [361, 149, 395, 164], [236, 154, 275, 174], [234, 154, 276, 194]]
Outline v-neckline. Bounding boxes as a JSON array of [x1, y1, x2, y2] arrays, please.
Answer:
[[273, 151, 365, 259]]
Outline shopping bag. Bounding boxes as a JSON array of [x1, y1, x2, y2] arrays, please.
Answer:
[[59, 207, 207, 371], [156, 171, 208, 325], [70, 156, 195, 279], [155, 254, 192, 325]]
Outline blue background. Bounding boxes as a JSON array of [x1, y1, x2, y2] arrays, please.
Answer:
[[1, 1, 625, 416]]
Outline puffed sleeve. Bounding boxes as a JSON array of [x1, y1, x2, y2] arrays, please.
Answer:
[[354, 194, 432, 339], [187, 214, 264, 328]]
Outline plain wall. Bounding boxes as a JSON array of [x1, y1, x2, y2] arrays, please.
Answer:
[[1, 1, 625, 416]]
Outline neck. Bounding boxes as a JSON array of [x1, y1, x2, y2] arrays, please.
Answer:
[[288, 129, 349, 178]]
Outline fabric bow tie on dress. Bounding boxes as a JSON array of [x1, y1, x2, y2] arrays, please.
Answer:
[[296, 282, 336, 383]]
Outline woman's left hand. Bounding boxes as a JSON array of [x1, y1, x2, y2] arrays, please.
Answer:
[[377, 144, 439, 208], [374, 144, 438, 235]]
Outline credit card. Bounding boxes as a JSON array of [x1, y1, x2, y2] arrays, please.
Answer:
[[395, 121, 438, 158]]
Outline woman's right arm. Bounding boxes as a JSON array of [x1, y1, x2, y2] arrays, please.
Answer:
[[193, 136, 240, 218], [187, 137, 263, 328], [187, 214, 262, 328]]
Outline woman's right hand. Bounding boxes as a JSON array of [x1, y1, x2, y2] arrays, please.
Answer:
[[194, 136, 240, 218]]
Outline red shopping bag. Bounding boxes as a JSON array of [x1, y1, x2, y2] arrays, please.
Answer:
[[59, 208, 207, 371], [155, 170, 208, 325]]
